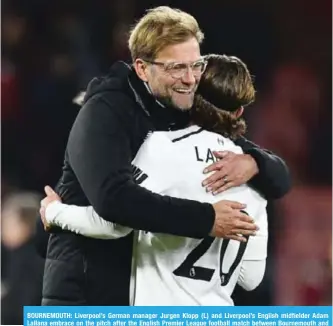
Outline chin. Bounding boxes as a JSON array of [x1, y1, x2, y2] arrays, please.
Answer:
[[159, 94, 194, 111], [177, 105, 192, 111], [173, 99, 194, 111]]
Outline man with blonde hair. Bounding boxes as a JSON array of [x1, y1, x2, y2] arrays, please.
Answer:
[[40, 54, 270, 306], [38, 7, 290, 305]]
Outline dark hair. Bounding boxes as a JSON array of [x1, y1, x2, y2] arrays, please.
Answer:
[[191, 54, 255, 139]]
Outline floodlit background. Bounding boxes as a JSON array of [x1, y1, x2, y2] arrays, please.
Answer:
[[1, 0, 332, 323]]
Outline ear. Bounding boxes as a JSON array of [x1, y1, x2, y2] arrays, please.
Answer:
[[234, 106, 244, 118], [133, 59, 149, 82]]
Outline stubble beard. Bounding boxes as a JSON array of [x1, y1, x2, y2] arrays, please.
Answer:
[[155, 91, 194, 111]]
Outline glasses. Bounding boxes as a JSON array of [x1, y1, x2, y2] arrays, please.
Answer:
[[144, 59, 207, 79]]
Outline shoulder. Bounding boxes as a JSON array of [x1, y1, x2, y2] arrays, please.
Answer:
[[201, 130, 244, 154], [80, 61, 146, 120], [83, 89, 138, 119]]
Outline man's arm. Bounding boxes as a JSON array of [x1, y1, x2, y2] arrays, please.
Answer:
[[234, 136, 291, 199], [45, 201, 132, 239], [237, 260, 266, 291], [237, 207, 268, 290], [67, 95, 215, 238]]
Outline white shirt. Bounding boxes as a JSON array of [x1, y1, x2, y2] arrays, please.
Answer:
[[46, 125, 268, 306]]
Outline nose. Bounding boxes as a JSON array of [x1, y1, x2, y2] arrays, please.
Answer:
[[181, 67, 196, 86]]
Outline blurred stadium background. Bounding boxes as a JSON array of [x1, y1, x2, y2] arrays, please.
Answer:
[[1, 0, 332, 323]]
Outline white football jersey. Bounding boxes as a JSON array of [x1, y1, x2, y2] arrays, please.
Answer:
[[45, 125, 268, 306], [131, 125, 268, 306]]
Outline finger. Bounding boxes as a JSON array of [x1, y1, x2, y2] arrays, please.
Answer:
[[204, 174, 227, 191], [225, 235, 247, 242], [207, 167, 236, 193], [212, 151, 235, 159], [202, 171, 221, 187], [237, 213, 256, 224], [41, 199, 52, 210], [212, 181, 235, 195], [208, 179, 227, 193], [232, 229, 257, 236], [234, 220, 258, 231], [202, 168, 228, 186], [212, 155, 233, 167], [41, 217, 48, 228], [40, 199, 46, 208], [203, 161, 225, 175], [203, 164, 231, 185], [40, 207, 46, 223], [40, 211, 50, 231], [44, 185, 56, 196], [223, 200, 247, 209]]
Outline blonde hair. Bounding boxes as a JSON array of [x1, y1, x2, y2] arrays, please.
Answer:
[[128, 6, 204, 61]]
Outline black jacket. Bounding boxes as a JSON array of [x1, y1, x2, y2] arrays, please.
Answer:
[[39, 61, 291, 306]]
